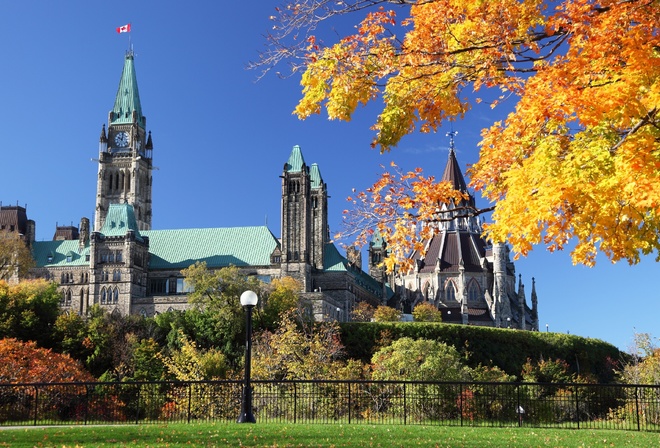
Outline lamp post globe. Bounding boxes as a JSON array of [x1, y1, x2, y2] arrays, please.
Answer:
[[237, 290, 258, 423], [240, 290, 259, 307]]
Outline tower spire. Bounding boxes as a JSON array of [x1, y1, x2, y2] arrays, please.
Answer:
[[111, 51, 144, 127], [95, 52, 153, 232]]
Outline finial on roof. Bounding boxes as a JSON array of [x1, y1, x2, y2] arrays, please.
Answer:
[[99, 124, 107, 143], [446, 128, 458, 154]]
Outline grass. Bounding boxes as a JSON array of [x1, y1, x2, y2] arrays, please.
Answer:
[[0, 423, 658, 447]]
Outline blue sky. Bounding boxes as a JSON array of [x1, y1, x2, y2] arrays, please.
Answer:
[[0, 1, 657, 352]]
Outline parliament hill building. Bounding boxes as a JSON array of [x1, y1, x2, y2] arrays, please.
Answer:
[[1, 51, 538, 329]]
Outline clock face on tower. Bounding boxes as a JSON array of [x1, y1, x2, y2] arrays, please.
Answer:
[[114, 131, 129, 148]]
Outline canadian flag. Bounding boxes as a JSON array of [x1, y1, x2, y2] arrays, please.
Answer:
[[116, 23, 131, 33]]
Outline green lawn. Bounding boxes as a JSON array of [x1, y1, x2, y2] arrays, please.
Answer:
[[0, 423, 658, 447]]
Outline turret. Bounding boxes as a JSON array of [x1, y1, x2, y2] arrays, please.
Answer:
[[517, 274, 526, 330], [99, 124, 108, 153], [531, 277, 539, 331], [79, 217, 90, 251]]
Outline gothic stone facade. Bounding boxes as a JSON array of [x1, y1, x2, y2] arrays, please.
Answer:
[[10, 50, 537, 328]]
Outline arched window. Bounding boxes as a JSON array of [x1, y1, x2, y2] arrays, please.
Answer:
[[113, 288, 119, 304], [65, 290, 72, 306], [113, 270, 121, 281], [445, 281, 456, 302], [101, 288, 107, 305], [468, 280, 481, 303]]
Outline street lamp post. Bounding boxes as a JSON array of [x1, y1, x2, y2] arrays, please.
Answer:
[[237, 290, 258, 423]]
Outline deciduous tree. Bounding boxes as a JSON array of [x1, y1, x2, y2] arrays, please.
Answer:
[[620, 333, 660, 385], [373, 305, 401, 322], [371, 337, 468, 381], [259, 0, 660, 267], [0, 231, 34, 281], [181, 263, 264, 363], [252, 310, 364, 380], [0, 337, 93, 383], [351, 301, 376, 322], [159, 330, 230, 381], [0, 279, 60, 348], [260, 276, 304, 329], [411, 302, 442, 322]]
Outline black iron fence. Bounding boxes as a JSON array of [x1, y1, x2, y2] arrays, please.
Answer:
[[0, 380, 658, 431]]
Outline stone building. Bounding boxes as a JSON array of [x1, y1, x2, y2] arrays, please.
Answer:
[[373, 135, 539, 330], [22, 51, 387, 320], [5, 50, 537, 328]]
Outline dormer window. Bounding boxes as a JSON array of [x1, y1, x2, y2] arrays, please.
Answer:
[[66, 254, 73, 263], [47, 254, 53, 263]]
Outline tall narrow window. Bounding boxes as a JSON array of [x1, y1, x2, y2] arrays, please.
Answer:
[[468, 280, 481, 303], [445, 281, 456, 302]]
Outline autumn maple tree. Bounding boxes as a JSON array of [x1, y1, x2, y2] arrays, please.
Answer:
[[0, 338, 94, 383], [0, 231, 34, 280], [259, 0, 660, 268]]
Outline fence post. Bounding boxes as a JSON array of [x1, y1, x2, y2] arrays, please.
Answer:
[[33, 385, 39, 426], [459, 383, 463, 427], [135, 383, 141, 424], [84, 384, 90, 425], [634, 386, 640, 432], [517, 383, 522, 427], [347, 382, 351, 425], [294, 382, 297, 424], [403, 383, 407, 426], [186, 383, 192, 424], [574, 384, 580, 429]]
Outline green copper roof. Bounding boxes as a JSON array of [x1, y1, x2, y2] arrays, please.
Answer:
[[32, 225, 279, 270], [100, 203, 143, 241], [369, 228, 386, 250], [284, 145, 305, 173], [111, 51, 145, 127], [32, 240, 90, 267], [310, 163, 323, 189], [142, 226, 279, 269], [323, 242, 394, 299]]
